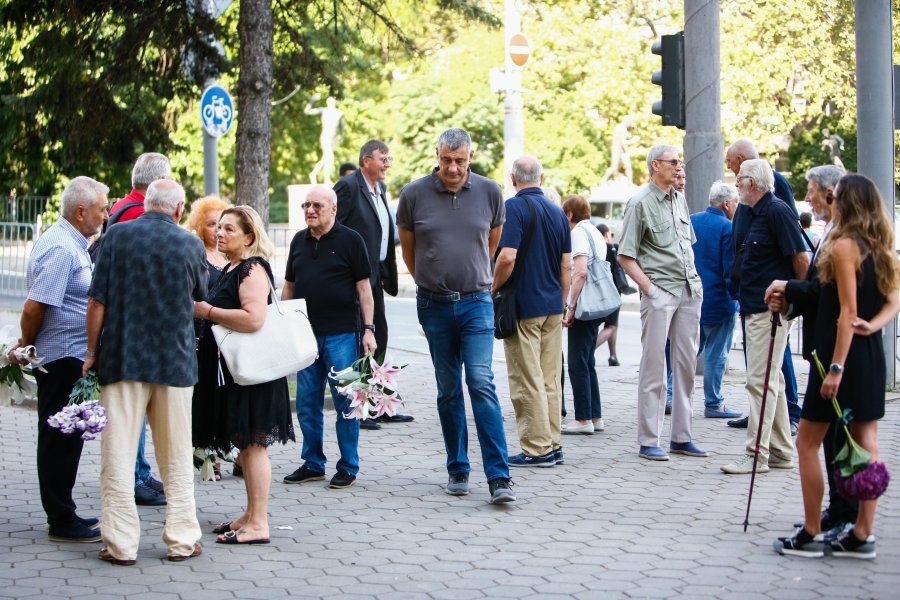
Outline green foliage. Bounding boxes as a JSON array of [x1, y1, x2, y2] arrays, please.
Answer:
[[785, 117, 856, 195]]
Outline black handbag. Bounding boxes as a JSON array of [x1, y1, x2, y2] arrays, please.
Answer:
[[493, 197, 536, 339]]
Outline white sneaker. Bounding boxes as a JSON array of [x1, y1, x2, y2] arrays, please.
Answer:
[[721, 454, 769, 474], [562, 421, 594, 435]]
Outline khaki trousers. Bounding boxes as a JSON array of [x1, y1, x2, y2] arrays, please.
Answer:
[[743, 312, 794, 462], [100, 381, 200, 560], [638, 283, 701, 447], [503, 314, 563, 457]]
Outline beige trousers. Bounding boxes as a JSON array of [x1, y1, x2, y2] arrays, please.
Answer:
[[638, 283, 701, 448], [503, 314, 563, 457], [99, 381, 200, 560], [743, 312, 794, 462]]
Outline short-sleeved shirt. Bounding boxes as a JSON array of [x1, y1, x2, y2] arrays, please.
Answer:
[[570, 220, 607, 263], [617, 182, 701, 296], [497, 188, 571, 319], [396, 168, 504, 294], [284, 223, 371, 337], [26, 218, 93, 364], [89, 212, 208, 387], [690, 207, 739, 325], [737, 192, 807, 314]]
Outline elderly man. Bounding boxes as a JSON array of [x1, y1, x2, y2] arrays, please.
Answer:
[[691, 182, 741, 419], [617, 144, 706, 461], [397, 128, 514, 504], [86, 179, 207, 565], [725, 138, 802, 433], [335, 139, 410, 430], [766, 165, 856, 538], [492, 155, 571, 468], [282, 185, 376, 490], [12, 176, 108, 542], [720, 159, 809, 475]]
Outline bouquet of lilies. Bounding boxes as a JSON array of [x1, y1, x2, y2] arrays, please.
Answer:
[[812, 351, 890, 500], [47, 370, 107, 441], [0, 326, 46, 393], [330, 353, 406, 420]]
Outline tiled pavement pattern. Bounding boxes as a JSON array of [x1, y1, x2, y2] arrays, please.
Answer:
[[0, 342, 897, 599]]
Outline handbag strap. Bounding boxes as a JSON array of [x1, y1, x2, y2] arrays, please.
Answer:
[[503, 196, 537, 287], [577, 221, 602, 273]]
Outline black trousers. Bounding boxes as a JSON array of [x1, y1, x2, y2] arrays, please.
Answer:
[[34, 357, 86, 528], [372, 275, 389, 359], [824, 421, 859, 522]]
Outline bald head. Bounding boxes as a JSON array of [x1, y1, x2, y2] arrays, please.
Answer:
[[144, 178, 185, 218], [307, 184, 337, 206], [511, 155, 544, 190], [725, 138, 759, 176]]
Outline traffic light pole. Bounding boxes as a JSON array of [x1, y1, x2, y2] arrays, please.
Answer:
[[683, 0, 723, 215]]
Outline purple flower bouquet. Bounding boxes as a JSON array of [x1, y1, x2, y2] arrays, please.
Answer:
[[47, 370, 107, 441]]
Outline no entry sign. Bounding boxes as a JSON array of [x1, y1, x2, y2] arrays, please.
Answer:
[[508, 33, 532, 68]]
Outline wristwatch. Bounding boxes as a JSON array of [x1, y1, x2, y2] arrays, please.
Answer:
[[829, 363, 844, 375], [363, 324, 376, 332]]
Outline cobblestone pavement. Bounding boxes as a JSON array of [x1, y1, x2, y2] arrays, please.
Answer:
[[1, 334, 897, 599]]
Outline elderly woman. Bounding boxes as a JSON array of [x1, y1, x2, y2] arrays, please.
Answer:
[[560, 194, 606, 434], [769, 174, 900, 559], [192, 206, 294, 545]]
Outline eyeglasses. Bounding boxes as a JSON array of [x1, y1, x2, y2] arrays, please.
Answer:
[[301, 201, 329, 211], [736, 175, 751, 182], [366, 155, 393, 165], [655, 158, 683, 167]]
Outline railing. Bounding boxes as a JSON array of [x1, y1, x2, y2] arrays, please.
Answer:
[[267, 224, 299, 286], [0, 222, 39, 297], [1, 196, 50, 226]]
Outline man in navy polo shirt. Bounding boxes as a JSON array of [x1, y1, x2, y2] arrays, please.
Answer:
[[282, 185, 376, 490], [492, 155, 571, 468], [721, 160, 809, 475]]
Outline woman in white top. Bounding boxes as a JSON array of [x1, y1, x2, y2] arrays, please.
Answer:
[[561, 195, 607, 435]]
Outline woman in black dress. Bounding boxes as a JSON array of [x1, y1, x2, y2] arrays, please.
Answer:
[[192, 206, 294, 545], [768, 174, 899, 558]]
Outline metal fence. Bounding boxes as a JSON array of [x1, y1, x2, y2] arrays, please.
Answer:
[[0, 222, 39, 297], [1, 195, 50, 226], [267, 224, 299, 285]]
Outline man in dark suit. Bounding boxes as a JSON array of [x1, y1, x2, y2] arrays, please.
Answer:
[[766, 164, 856, 540], [335, 140, 412, 427]]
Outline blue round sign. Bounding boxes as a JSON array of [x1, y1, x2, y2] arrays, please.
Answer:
[[200, 85, 234, 138]]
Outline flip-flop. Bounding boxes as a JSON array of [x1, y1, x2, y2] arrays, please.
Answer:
[[215, 530, 270, 545], [211, 521, 234, 534]]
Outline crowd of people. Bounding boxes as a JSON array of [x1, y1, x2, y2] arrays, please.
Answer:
[[11, 128, 897, 564]]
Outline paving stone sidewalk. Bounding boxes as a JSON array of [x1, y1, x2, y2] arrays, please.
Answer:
[[0, 343, 897, 599]]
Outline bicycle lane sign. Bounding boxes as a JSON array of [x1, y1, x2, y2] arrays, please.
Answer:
[[200, 85, 234, 138]]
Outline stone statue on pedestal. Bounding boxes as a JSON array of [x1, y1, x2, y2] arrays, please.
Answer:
[[305, 94, 344, 185]]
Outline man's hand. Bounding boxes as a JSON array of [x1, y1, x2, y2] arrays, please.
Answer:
[[562, 308, 574, 328], [6, 340, 27, 366], [82, 356, 95, 377], [362, 330, 377, 355]]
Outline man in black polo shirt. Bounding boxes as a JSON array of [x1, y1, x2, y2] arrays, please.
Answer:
[[720, 159, 809, 475], [282, 185, 377, 490]]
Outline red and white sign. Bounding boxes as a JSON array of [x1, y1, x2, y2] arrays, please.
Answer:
[[508, 33, 532, 68]]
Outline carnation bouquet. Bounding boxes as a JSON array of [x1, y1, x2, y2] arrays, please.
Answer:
[[0, 325, 47, 393], [812, 351, 890, 500], [330, 353, 406, 420], [47, 370, 107, 441]]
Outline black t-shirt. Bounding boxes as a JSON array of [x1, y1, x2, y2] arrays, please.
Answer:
[[285, 223, 371, 336]]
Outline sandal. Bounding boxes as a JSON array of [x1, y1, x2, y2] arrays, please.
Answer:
[[211, 521, 234, 534], [215, 530, 270, 545], [213, 462, 222, 481]]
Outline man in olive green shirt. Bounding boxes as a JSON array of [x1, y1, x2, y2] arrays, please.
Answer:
[[617, 145, 706, 462]]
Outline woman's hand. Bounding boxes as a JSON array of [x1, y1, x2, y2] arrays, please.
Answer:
[[820, 371, 842, 400], [562, 305, 575, 327], [194, 301, 212, 319], [852, 318, 876, 336]]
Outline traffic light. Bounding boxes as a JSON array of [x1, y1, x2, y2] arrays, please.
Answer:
[[651, 31, 685, 129]]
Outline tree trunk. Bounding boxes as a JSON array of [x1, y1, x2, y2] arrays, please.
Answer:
[[234, 0, 273, 225]]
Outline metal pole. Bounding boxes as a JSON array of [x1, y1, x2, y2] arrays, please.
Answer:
[[855, 1, 896, 386], [503, 0, 524, 198], [203, 78, 220, 196], [682, 0, 723, 214]]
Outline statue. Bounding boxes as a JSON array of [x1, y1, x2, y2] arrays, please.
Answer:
[[820, 128, 845, 169], [305, 94, 344, 185], [601, 116, 638, 183]]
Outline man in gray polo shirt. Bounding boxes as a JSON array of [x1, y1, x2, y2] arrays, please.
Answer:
[[396, 128, 515, 505], [618, 144, 707, 462]]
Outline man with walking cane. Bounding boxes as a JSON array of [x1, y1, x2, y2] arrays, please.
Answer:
[[720, 160, 808, 475]]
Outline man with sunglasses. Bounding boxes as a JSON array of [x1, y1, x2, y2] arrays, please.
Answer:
[[618, 145, 707, 462]]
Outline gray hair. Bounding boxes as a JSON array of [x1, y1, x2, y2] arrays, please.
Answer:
[[646, 144, 680, 175], [511, 155, 543, 185], [805, 164, 845, 192], [708, 181, 738, 208], [740, 159, 774, 193], [437, 128, 472, 152], [61, 176, 109, 219], [727, 138, 759, 160], [144, 179, 185, 214], [359, 139, 389, 166], [131, 152, 172, 190], [307, 184, 338, 206]]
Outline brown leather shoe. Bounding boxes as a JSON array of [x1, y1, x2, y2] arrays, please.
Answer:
[[167, 542, 202, 562], [98, 548, 136, 566]]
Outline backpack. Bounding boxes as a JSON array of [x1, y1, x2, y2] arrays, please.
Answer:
[[87, 200, 143, 262]]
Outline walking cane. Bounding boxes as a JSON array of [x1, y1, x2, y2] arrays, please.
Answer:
[[743, 311, 782, 532]]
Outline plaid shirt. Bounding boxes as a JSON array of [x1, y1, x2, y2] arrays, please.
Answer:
[[26, 218, 92, 364]]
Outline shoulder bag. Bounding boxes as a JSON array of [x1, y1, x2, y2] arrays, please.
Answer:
[[211, 276, 318, 386], [493, 196, 535, 339], [574, 222, 622, 321]]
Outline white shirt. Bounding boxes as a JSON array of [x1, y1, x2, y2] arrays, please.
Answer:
[[367, 180, 390, 262]]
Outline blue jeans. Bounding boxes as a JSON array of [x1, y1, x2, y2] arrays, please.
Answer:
[[567, 317, 602, 421], [700, 314, 736, 408], [134, 417, 151, 484], [295, 332, 361, 476], [417, 292, 509, 481]]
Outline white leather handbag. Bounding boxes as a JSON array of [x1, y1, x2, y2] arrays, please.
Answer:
[[211, 281, 318, 386]]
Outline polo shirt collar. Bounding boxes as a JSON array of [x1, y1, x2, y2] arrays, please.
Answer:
[[59, 217, 89, 249], [515, 187, 543, 198], [430, 167, 472, 193], [706, 206, 726, 217], [304, 223, 339, 240], [141, 211, 177, 225], [750, 191, 774, 216]]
